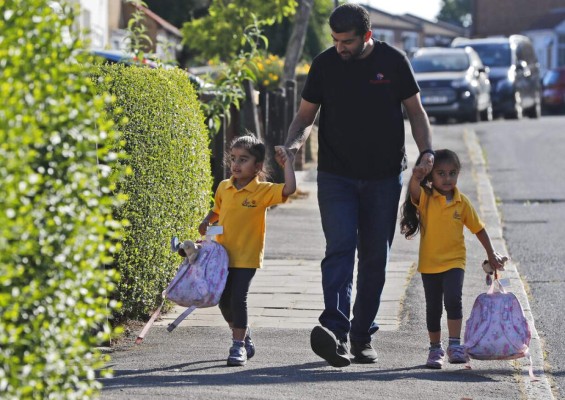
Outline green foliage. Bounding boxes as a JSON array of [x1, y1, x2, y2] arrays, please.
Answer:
[[0, 0, 124, 398], [125, 0, 153, 59], [199, 20, 268, 133], [263, 0, 333, 61], [182, 0, 298, 61], [437, 0, 472, 28], [95, 65, 212, 321]]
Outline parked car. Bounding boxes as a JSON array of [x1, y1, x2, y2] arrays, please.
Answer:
[[451, 35, 541, 119], [541, 67, 565, 114], [411, 47, 493, 123]]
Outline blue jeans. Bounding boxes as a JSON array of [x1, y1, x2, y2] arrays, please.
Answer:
[[317, 171, 402, 343]]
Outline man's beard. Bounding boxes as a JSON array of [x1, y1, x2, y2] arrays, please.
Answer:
[[339, 42, 366, 61]]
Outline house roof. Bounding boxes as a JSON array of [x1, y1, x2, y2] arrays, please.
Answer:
[[363, 5, 420, 32], [401, 13, 466, 37], [527, 8, 565, 30]]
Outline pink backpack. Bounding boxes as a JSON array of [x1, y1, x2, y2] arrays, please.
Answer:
[[464, 276, 534, 376], [136, 239, 228, 344]]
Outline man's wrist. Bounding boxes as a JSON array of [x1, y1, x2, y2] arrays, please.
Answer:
[[420, 149, 435, 157]]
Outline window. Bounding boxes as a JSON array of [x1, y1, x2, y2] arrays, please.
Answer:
[[372, 29, 394, 44], [401, 32, 419, 52]]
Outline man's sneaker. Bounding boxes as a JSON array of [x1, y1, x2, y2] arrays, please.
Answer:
[[227, 340, 247, 366], [426, 347, 445, 369], [350, 340, 378, 363], [447, 344, 467, 364], [244, 331, 255, 360], [310, 326, 351, 367]]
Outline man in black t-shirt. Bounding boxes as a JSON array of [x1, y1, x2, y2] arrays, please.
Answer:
[[283, 3, 434, 367]]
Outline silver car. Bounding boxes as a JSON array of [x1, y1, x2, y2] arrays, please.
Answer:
[[411, 47, 493, 123]]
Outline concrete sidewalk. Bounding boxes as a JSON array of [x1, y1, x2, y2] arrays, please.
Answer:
[[101, 126, 554, 400]]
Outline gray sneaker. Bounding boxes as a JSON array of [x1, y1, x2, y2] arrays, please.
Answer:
[[227, 341, 247, 366], [426, 347, 445, 369], [350, 341, 378, 363], [310, 326, 351, 368]]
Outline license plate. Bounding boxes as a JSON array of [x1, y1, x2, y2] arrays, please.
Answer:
[[422, 95, 448, 104]]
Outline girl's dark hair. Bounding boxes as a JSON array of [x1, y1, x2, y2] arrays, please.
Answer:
[[329, 4, 371, 37], [399, 149, 461, 239], [225, 134, 268, 180]]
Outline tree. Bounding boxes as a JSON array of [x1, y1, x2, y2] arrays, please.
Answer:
[[256, 0, 332, 62], [283, 0, 315, 81], [181, 0, 298, 62], [437, 0, 472, 28]]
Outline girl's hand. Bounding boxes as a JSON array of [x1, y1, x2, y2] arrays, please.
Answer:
[[198, 219, 209, 236], [275, 145, 294, 167], [487, 252, 509, 271], [412, 164, 429, 181]]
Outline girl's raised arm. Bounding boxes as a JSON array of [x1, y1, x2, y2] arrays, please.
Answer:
[[275, 146, 296, 197]]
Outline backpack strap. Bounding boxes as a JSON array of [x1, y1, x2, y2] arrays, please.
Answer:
[[135, 297, 166, 345], [487, 271, 507, 295], [166, 305, 197, 332]]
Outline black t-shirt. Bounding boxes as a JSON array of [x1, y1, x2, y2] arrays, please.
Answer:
[[302, 41, 419, 179]]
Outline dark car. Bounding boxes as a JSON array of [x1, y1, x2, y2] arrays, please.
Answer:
[[411, 47, 493, 123], [451, 35, 541, 119], [541, 67, 565, 114]]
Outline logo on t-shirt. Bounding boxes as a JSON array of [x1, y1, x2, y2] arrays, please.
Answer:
[[453, 210, 462, 220], [242, 198, 257, 208], [369, 72, 391, 84]]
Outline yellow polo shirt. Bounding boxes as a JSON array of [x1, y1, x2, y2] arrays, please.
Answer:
[[212, 176, 287, 268], [413, 187, 485, 274]]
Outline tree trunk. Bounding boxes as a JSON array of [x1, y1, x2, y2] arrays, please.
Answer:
[[282, 0, 314, 82]]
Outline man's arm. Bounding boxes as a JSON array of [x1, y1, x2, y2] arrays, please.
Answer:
[[284, 99, 320, 155], [403, 93, 433, 162]]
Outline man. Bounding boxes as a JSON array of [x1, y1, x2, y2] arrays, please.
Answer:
[[283, 4, 434, 367]]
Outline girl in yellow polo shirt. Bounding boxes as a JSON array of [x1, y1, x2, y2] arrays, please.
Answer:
[[198, 135, 296, 367], [400, 149, 507, 369]]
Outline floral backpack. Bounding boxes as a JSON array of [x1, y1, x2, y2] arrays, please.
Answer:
[[463, 268, 535, 377], [136, 236, 228, 344]]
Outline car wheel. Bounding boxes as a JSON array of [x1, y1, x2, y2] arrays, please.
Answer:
[[505, 92, 523, 119], [525, 94, 541, 119], [433, 116, 448, 124], [467, 106, 480, 123], [480, 103, 493, 122]]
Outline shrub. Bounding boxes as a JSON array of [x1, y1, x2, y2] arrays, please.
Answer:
[[0, 1, 124, 398], [95, 64, 212, 321]]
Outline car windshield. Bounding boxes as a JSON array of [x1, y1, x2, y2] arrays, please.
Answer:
[[543, 70, 560, 86], [465, 43, 511, 67], [411, 53, 470, 73]]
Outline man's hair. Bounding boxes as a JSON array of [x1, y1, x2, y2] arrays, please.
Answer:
[[329, 3, 371, 36]]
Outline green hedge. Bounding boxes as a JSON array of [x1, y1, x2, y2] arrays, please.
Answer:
[[96, 64, 212, 321], [0, 1, 124, 398]]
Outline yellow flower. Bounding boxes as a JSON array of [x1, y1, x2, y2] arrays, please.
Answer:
[[263, 80, 270, 86]]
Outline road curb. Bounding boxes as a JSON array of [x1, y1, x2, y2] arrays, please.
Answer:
[[464, 128, 555, 400]]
